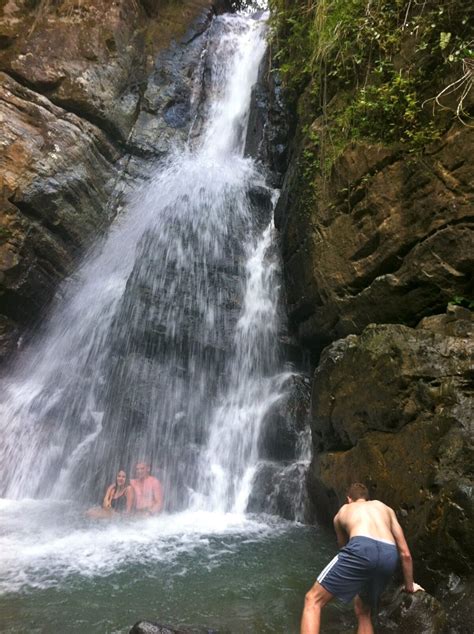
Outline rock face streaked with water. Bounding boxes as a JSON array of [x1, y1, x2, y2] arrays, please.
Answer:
[[0, 0, 232, 364]]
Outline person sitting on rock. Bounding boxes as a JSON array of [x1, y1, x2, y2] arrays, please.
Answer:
[[130, 461, 163, 516], [86, 469, 133, 519], [301, 482, 424, 634]]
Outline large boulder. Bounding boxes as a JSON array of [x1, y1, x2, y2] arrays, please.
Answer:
[[307, 308, 474, 584], [378, 588, 447, 633]]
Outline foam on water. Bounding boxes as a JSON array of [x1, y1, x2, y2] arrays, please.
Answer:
[[0, 499, 288, 595]]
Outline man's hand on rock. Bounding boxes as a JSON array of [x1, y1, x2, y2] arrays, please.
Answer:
[[404, 582, 425, 593]]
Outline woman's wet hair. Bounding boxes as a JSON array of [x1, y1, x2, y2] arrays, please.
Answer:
[[115, 469, 129, 489]]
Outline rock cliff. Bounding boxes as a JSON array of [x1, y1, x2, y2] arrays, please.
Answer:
[[271, 0, 473, 355], [270, 0, 474, 616], [277, 129, 474, 356], [0, 0, 231, 366]]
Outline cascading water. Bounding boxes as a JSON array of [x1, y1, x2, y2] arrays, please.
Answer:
[[0, 13, 284, 512], [196, 220, 286, 513], [0, 10, 334, 633]]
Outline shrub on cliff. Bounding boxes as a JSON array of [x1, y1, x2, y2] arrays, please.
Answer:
[[269, 0, 473, 157]]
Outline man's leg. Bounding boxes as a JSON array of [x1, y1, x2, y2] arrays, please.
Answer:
[[354, 595, 374, 634], [300, 581, 334, 634]]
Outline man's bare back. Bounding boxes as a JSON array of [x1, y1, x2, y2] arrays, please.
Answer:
[[334, 499, 396, 545]]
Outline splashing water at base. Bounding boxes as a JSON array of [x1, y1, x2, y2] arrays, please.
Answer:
[[0, 499, 343, 634], [0, 500, 278, 595]]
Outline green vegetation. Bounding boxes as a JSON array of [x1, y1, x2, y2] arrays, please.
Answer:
[[269, 0, 474, 167], [451, 296, 474, 310]]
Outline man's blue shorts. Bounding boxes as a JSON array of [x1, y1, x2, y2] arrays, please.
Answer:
[[317, 536, 399, 606]]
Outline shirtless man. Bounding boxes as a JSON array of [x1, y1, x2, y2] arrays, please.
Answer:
[[301, 483, 423, 634], [129, 462, 164, 515]]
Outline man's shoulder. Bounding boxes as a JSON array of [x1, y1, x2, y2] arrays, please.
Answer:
[[334, 503, 350, 519], [369, 499, 390, 510], [368, 499, 394, 516]]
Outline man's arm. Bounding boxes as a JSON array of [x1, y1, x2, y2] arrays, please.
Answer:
[[389, 507, 416, 591], [150, 479, 163, 514], [333, 511, 349, 548]]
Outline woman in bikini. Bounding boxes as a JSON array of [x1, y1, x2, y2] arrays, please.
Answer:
[[86, 469, 134, 518]]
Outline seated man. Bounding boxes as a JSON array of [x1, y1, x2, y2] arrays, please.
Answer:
[[301, 482, 423, 634], [130, 461, 163, 515]]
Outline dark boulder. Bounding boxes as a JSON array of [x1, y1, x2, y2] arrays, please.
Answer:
[[258, 373, 311, 461], [437, 574, 474, 634], [378, 588, 447, 633], [247, 460, 310, 521]]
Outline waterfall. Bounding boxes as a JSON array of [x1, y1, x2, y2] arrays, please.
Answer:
[[0, 12, 289, 514]]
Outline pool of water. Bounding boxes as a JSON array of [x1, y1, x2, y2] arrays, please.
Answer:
[[0, 499, 353, 633]]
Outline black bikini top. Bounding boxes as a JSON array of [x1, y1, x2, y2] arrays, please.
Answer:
[[110, 489, 127, 512]]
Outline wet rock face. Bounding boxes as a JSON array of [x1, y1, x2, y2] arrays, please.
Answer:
[[276, 126, 474, 356], [258, 373, 311, 461], [378, 588, 447, 633], [248, 374, 312, 521], [307, 310, 474, 583], [0, 0, 228, 144], [247, 460, 311, 521], [0, 0, 229, 365], [438, 574, 474, 634], [245, 50, 291, 186]]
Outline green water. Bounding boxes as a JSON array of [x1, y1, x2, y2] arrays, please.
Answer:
[[0, 503, 352, 633]]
